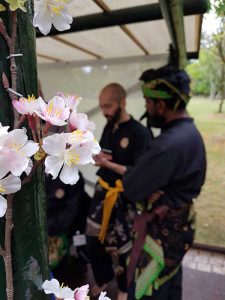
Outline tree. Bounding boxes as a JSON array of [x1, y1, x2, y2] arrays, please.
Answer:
[[186, 0, 225, 112], [186, 49, 214, 96], [211, 0, 225, 112]]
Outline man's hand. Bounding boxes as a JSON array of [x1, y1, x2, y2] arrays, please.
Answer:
[[94, 151, 127, 175], [93, 151, 112, 167]]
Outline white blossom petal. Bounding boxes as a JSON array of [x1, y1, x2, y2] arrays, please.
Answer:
[[0, 174, 21, 195], [0, 123, 9, 137], [42, 279, 74, 299], [12, 96, 43, 115], [0, 195, 7, 217], [43, 133, 67, 156], [67, 130, 95, 145], [45, 156, 64, 179], [42, 279, 60, 295], [69, 111, 95, 132], [60, 163, 79, 185], [57, 92, 82, 110], [59, 106, 70, 121], [35, 96, 69, 126], [74, 284, 89, 300], [20, 141, 39, 157], [75, 141, 95, 165], [39, 97, 48, 112], [98, 291, 111, 300], [0, 128, 27, 148], [52, 9, 72, 31], [60, 286, 75, 299], [24, 158, 33, 176], [0, 147, 28, 177], [0, 128, 36, 176], [87, 120, 96, 132], [92, 140, 101, 155], [33, 2, 52, 35], [10, 155, 29, 177], [0, 149, 12, 178]]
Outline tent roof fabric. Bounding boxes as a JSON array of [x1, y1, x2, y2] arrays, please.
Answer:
[[36, 0, 206, 66]]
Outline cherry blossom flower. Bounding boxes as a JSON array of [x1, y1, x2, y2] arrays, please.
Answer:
[[35, 96, 70, 126], [66, 130, 94, 144], [33, 0, 73, 35], [42, 132, 96, 184], [42, 279, 74, 300], [69, 111, 96, 132], [98, 292, 111, 300], [12, 95, 42, 115], [74, 284, 89, 300], [57, 92, 82, 111], [42, 279, 111, 300], [5, 0, 27, 12], [0, 148, 18, 178], [67, 130, 101, 156], [0, 174, 21, 217], [0, 128, 39, 177]]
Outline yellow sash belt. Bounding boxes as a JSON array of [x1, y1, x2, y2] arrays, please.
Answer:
[[98, 178, 124, 243]]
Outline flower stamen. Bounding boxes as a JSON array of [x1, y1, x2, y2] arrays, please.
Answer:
[[0, 186, 6, 193], [64, 150, 80, 166]]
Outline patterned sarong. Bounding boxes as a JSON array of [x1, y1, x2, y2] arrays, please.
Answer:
[[128, 203, 195, 299]]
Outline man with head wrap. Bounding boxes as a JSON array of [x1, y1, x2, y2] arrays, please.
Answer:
[[123, 65, 207, 300], [86, 83, 152, 300]]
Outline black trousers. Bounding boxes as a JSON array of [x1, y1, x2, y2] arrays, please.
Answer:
[[51, 254, 88, 289], [128, 266, 182, 300], [86, 235, 128, 292]]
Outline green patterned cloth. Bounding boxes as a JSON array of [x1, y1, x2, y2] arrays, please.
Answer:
[[48, 234, 69, 268], [135, 235, 164, 299]]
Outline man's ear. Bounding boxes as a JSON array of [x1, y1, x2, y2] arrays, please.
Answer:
[[156, 100, 166, 114], [121, 97, 126, 108]]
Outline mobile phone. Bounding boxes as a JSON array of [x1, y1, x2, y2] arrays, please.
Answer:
[[102, 148, 112, 154]]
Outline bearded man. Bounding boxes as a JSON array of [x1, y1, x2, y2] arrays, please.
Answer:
[[86, 83, 152, 300]]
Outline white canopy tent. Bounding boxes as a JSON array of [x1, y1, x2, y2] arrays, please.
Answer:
[[37, 0, 207, 101], [36, 0, 208, 188]]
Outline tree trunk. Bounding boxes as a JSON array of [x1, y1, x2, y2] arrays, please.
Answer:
[[218, 63, 225, 113], [0, 4, 49, 300]]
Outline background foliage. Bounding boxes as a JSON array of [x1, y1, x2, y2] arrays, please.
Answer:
[[185, 0, 225, 112]]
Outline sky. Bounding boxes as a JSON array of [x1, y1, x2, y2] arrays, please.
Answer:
[[202, 11, 221, 34]]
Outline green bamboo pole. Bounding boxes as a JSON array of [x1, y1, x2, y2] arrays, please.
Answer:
[[0, 2, 49, 299], [159, 0, 187, 69]]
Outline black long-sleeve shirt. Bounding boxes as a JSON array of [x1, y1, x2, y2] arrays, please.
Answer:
[[97, 117, 152, 185], [123, 118, 206, 208]]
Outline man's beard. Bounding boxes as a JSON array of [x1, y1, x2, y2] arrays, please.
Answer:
[[105, 107, 122, 124], [147, 112, 166, 128]]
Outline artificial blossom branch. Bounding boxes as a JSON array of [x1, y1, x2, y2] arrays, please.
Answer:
[[22, 158, 45, 186], [0, 13, 20, 128], [1, 194, 15, 300]]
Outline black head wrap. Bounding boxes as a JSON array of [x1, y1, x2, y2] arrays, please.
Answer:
[[140, 64, 190, 105]]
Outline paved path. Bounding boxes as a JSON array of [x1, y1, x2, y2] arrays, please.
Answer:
[[182, 249, 225, 300], [183, 249, 225, 275]]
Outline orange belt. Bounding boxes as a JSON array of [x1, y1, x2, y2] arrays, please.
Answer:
[[98, 178, 124, 243]]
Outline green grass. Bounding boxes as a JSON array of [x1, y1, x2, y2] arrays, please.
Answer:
[[188, 97, 225, 247]]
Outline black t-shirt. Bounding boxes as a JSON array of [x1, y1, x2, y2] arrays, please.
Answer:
[[97, 117, 152, 185], [123, 118, 207, 208]]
